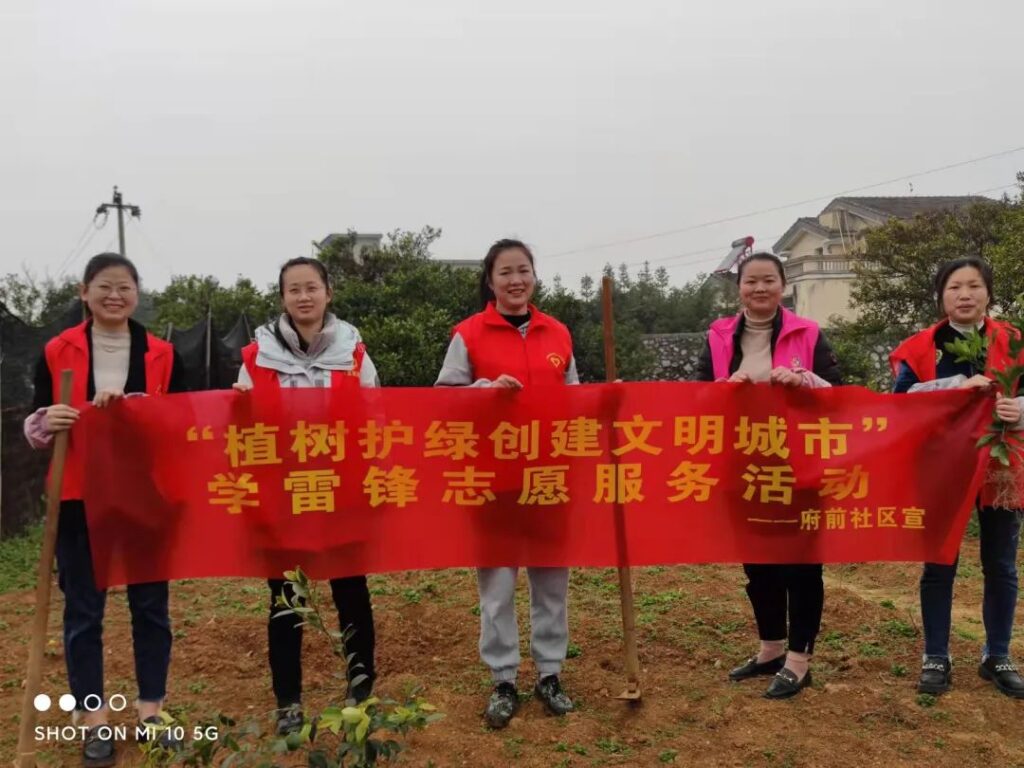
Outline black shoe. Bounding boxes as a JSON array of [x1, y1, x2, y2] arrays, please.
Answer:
[[917, 656, 952, 695], [484, 682, 519, 729], [138, 715, 184, 751], [764, 669, 812, 699], [347, 677, 374, 704], [534, 675, 574, 716], [729, 654, 786, 682], [82, 725, 116, 768], [979, 656, 1024, 699], [275, 704, 305, 735]]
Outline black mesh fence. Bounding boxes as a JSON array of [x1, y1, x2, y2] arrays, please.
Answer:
[[0, 303, 255, 538]]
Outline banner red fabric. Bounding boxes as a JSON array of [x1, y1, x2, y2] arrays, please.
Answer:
[[78, 383, 992, 587]]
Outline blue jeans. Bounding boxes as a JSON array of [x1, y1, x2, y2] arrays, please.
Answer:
[[56, 501, 172, 709], [920, 506, 1020, 659]]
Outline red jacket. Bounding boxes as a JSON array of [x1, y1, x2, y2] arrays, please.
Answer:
[[890, 318, 1020, 390], [44, 321, 175, 500], [240, 342, 366, 391], [452, 303, 573, 386], [891, 318, 1024, 508]]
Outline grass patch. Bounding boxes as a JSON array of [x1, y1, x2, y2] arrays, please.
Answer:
[[0, 524, 42, 594]]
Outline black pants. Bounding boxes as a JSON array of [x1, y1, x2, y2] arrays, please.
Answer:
[[267, 577, 375, 707], [743, 563, 824, 654], [56, 501, 172, 708]]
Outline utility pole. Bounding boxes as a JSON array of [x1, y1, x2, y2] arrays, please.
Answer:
[[95, 186, 141, 257]]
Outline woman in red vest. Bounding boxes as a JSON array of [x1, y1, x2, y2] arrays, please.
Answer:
[[890, 256, 1024, 699], [234, 257, 377, 735], [696, 251, 842, 700], [24, 253, 186, 767], [436, 239, 577, 729]]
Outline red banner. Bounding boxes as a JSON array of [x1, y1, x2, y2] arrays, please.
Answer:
[[79, 383, 992, 587]]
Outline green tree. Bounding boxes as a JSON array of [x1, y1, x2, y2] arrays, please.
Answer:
[[830, 182, 1024, 389], [151, 275, 277, 335], [0, 270, 80, 325]]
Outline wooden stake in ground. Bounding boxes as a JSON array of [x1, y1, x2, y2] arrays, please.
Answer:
[[16, 370, 73, 768], [601, 277, 642, 701]]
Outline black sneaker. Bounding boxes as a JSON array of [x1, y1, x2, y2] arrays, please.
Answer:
[[729, 654, 786, 682], [534, 675, 574, 716], [917, 656, 952, 695], [82, 725, 116, 768], [275, 704, 305, 735], [979, 656, 1024, 699], [484, 682, 519, 729], [138, 715, 184, 752]]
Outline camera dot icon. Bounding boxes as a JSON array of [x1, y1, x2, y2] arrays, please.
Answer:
[[59, 694, 77, 712], [33, 694, 51, 712]]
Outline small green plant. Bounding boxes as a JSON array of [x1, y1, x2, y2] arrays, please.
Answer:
[[945, 324, 1024, 471], [143, 567, 442, 767], [659, 749, 679, 763], [890, 664, 907, 678], [916, 693, 937, 708], [566, 642, 583, 659]]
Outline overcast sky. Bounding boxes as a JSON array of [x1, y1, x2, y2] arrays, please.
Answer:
[[2, 0, 1022, 293]]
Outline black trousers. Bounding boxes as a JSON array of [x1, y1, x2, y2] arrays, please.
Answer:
[[743, 563, 824, 654], [267, 576, 376, 707]]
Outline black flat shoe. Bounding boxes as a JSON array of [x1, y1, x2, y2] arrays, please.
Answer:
[[82, 725, 116, 768], [979, 656, 1024, 699], [917, 656, 952, 695], [729, 654, 785, 682], [764, 669, 812, 699]]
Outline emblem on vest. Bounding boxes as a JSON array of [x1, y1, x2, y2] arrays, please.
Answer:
[[790, 356, 802, 368], [547, 353, 565, 369]]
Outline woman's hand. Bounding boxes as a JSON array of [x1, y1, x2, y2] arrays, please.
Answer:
[[726, 371, 752, 384], [769, 367, 803, 388], [961, 374, 993, 390], [44, 404, 80, 433], [492, 374, 523, 390], [233, 382, 253, 393], [93, 389, 125, 408], [995, 396, 1022, 424]]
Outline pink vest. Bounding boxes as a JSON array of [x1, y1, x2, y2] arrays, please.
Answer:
[[707, 308, 820, 381]]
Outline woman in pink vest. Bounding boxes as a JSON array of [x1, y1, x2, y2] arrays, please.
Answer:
[[234, 257, 377, 735], [436, 239, 577, 729], [696, 251, 842, 699]]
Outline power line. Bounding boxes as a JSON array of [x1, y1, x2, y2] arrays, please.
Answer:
[[544, 145, 1024, 260], [54, 217, 101, 280], [616, 178, 1022, 274]]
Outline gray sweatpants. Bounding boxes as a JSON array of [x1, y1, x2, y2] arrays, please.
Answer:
[[477, 566, 570, 684]]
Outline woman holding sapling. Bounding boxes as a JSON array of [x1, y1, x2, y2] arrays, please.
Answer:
[[891, 256, 1024, 699]]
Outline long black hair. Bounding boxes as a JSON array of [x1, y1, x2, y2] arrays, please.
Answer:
[[933, 256, 994, 316], [479, 239, 535, 308]]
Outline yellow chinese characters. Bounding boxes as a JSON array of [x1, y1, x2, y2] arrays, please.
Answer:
[[363, 466, 419, 508], [666, 461, 719, 503], [442, 467, 497, 506], [208, 472, 259, 514], [674, 415, 724, 455], [284, 469, 341, 515], [518, 466, 570, 505]]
